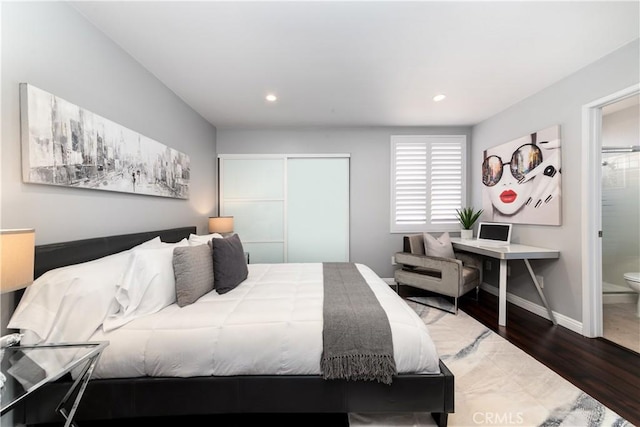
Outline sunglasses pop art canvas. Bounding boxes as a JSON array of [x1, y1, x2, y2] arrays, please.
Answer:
[[481, 125, 561, 226]]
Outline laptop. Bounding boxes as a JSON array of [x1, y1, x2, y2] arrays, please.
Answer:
[[476, 222, 512, 246]]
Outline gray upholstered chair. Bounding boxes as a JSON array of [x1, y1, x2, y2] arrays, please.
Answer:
[[394, 234, 482, 314]]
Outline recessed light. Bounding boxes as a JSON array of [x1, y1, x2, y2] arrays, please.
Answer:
[[266, 94, 277, 102], [433, 94, 446, 102]]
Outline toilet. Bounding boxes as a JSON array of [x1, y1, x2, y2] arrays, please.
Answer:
[[623, 272, 640, 317]]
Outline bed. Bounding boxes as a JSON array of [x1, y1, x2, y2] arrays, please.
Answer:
[[8, 227, 454, 426]]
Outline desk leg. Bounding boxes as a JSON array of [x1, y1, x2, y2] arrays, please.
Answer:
[[523, 259, 558, 325], [499, 259, 508, 326]]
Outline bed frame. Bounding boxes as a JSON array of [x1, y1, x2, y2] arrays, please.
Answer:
[[20, 227, 454, 426]]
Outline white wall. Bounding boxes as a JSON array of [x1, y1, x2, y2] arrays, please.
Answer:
[[217, 126, 471, 278], [0, 3, 217, 337], [471, 39, 640, 322]]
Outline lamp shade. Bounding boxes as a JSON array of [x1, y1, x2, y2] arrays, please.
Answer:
[[1, 229, 35, 293], [208, 217, 234, 234]]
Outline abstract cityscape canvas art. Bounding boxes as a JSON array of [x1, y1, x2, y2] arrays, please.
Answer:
[[20, 83, 190, 199]]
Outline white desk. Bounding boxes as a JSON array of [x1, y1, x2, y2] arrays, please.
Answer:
[[450, 237, 559, 327]]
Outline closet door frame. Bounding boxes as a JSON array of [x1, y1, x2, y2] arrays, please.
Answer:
[[218, 153, 350, 263]]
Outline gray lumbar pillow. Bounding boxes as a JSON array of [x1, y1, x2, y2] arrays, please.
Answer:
[[210, 233, 248, 294], [173, 244, 214, 307]]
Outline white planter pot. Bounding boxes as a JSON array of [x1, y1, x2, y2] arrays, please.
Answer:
[[460, 229, 473, 240]]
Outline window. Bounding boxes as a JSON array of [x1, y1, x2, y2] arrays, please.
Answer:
[[390, 135, 467, 233]]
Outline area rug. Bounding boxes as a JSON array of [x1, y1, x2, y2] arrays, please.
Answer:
[[349, 297, 633, 427]]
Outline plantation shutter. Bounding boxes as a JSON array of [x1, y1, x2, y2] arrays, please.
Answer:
[[390, 135, 467, 232]]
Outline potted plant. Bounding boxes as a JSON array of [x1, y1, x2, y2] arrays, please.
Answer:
[[455, 207, 483, 239]]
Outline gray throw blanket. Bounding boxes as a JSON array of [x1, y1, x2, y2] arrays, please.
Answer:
[[320, 262, 396, 385]]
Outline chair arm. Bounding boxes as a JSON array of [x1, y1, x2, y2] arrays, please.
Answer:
[[454, 251, 483, 283], [394, 252, 463, 285], [395, 252, 462, 269], [454, 251, 481, 268]]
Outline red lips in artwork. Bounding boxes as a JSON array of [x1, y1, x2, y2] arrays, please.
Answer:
[[500, 190, 517, 204]]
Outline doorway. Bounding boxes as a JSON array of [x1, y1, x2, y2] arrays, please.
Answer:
[[581, 84, 640, 343]]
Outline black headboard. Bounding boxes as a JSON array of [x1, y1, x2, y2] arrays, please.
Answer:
[[34, 226, 196, 279]]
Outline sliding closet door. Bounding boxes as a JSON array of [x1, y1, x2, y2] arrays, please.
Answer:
[[219, 155, 349, 263], [287, 158, 349, 262], [220, 158, 285, 263]]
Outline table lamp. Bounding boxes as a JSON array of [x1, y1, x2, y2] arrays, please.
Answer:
[[208, 216, 234, 236], [0, 229, 35, 355], [1, 229, 35, 294]]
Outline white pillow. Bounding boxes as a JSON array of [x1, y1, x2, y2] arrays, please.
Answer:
[[188, 233, 223, 246], [160, 239, 190, 247], [8, 236, 165, 345], [103, 239, 189, 332], [423, 232, 456, 259], [9, 252, 129, 345], [137, 236, 163, 248]]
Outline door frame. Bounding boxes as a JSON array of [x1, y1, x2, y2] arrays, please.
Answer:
[[581, 83, 639, 338]]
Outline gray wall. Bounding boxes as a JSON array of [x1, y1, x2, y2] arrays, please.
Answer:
[[471, 39, 640, 322], [1, 2, 217, 240], [1, 3, 217, 330], [217, 126, 471, 278]]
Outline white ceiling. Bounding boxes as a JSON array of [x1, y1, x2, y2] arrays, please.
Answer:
[[70, 1, 640, 129]]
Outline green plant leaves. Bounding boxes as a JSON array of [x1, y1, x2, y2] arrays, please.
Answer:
[[455, 207, 483, 230]]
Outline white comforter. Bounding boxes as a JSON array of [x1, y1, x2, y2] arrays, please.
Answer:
[[88, 263, 440, 379]]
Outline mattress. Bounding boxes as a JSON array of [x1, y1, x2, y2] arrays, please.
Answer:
[[87, 263, 440, 379]]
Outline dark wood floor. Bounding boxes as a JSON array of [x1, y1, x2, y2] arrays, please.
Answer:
[[454, 288, 640, 426]]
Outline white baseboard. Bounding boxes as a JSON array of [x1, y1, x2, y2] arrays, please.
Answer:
[[480, 283, 583, 335]]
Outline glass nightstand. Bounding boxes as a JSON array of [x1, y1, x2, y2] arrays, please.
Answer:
[[1, 341, 108, 427]]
